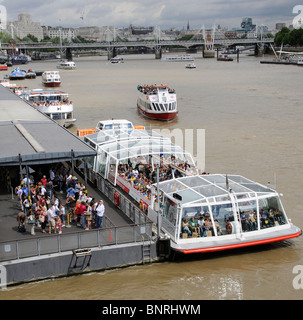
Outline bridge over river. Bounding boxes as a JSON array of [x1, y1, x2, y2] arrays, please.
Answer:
[[0, 37, 274, 60]]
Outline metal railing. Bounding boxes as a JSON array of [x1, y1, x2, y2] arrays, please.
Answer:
[[0, 221, 152, 262]]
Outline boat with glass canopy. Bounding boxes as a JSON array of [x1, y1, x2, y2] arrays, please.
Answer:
[[83, 122, 301, 254], [152, 174, 301, 254]]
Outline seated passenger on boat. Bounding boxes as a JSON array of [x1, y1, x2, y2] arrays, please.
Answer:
[[260, 209, 269, 228], [182, 218, 192, 237], [188, 217, 200, 236], [118, 159, 197, 201], [137, 84, 176, 95]]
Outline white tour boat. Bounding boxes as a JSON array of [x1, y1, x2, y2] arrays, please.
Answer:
[[297, 58, 303, 66], [77, 119, 144, 137], [185, 63, 196, 69], [110, 57, 124, 64], [162, 54, 194, 62], [42, 70, 61, 87], [82, 122, 301, 255], [22, 89, 76, 127], [57, 60, 76, 70], [96, 119, 136, 132], [137, 84, 178, 121]]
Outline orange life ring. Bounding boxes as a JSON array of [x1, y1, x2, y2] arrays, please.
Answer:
[[226, 221, 232, 234], [140, 200, 148, 213], [114, 192, 120, 206]]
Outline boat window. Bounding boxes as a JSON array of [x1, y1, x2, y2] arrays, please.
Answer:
[[258, 196, 287, 229], [163, 197, 177, 227], [104, 124, 113, 130], [96, 152, 107, 177], [237, 199, 258, 233], [108, 157, 117, 183], [209, 202, 233, 237], [51, 113, 64, 120], [180, 205, 214, 238]]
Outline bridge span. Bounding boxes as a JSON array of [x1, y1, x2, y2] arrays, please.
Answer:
[[1, 37, 274, 60]]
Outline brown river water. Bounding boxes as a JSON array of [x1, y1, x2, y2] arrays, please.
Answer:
[[0, 52, 303, 300]]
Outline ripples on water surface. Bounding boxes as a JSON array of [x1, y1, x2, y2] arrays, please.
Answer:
[[0, 53, 303, 300]]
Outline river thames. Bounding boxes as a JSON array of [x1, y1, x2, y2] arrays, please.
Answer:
[[0, 52, 303, 299]]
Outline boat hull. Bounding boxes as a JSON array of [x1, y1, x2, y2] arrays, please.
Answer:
[[171, 225, 302, 254], [42, 82, 61, 87], [137, 104, 178, 121], [10, 76, 25, 80]]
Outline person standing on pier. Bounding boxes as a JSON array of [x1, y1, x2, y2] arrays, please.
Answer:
[[95, 200, 105, 229]]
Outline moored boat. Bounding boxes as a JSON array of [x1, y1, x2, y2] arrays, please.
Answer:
[[137, 84, 178, 121], [42, 70, 61, 87], [11, 54, 28, 65], [77, 119, 144, 137], [25, 69, 36, 79], [297, 58, 303, 66], [185, 63, 196, 69], [0, 64, 8, 71], [81, 120, 301, 255], [21, 88, 76, 127], [217, 54, 233, 61], [9, 67, 26, 80], [110, 57, 124, 63]]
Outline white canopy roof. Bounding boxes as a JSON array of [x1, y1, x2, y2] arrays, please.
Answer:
[[85, 128, 195, 163], [158, 174, 276, 206]]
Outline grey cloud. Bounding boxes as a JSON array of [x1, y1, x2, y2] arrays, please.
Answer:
[[2, 0, 300, 29]]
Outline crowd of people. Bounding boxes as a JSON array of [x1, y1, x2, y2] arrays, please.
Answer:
[[137, 84, 176, 95], [117, 156, 204, 201], [181, 214, 223, 238], [31, 97, 72, 108], [15, 164, 105, 236]]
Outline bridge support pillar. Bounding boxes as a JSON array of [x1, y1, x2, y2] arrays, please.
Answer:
[[155, 47, 162, 59], [254, 44, 259, 56], [66, 48, 73, 61], [107, 47, 117, 60]]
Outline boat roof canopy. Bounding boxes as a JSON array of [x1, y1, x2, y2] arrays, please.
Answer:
[[84, 128, 195, 163], [158, 174, 276, 206]]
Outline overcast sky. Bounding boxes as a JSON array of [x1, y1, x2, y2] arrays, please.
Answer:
[[1, 0, 301, 30]]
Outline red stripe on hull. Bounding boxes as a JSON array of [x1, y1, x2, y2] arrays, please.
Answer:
[[137, 104, 178, 121], [174, 230, 302, 254]]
